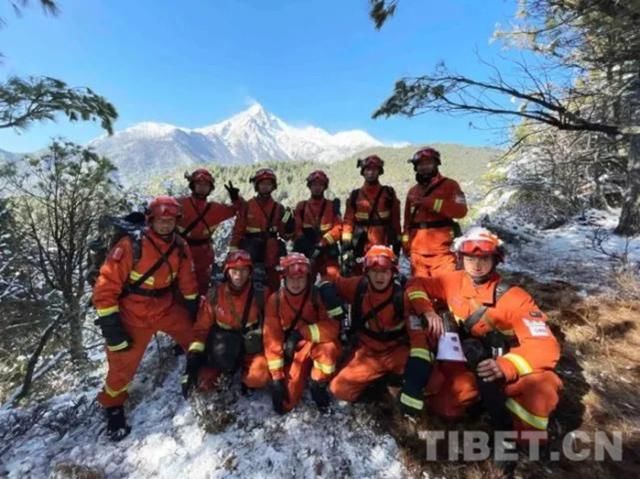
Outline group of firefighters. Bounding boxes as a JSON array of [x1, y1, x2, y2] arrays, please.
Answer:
[[92, 147, 562, 465]]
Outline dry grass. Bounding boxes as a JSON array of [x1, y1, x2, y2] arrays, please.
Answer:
[[370, 272, 640, 478]]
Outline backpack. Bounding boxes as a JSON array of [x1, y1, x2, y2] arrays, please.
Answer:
[[86, 212, 146, 287]]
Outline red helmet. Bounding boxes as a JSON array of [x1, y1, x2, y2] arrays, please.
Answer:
[[363, 245, 397, 271], [453, 227, 504, 262], [146, 196, 182, 222], [279, 253, 311, 278], [250, 168, 277, 190], [224, 249, 253, 273], [409, 147, 441, 167], [306, 170, 329, 188], [185, 168, 215, 190], [357, 155, 385, 175]]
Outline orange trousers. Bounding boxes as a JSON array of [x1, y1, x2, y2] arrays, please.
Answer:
[[330, 344, 408, 402], [197, 354, 271, 390], [97, 303, 193, 408], [281, 340, 340, 412], [426, 362, 562, 434], [410, 252, 457, 278], [190, 243, 214, 296]]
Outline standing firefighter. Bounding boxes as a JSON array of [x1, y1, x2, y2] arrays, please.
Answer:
[[404, 227, 562, 445], [177, 168, 243, 295], [342, 155, 401, 275], [229, 168, 295, 291], [182, 250, 270, 398], [263, 253, 341, 413], [93, 196, 199, 441], [403, 147, 467, 278], [328, 246, 435, 402], [293, 170, 342, 280]]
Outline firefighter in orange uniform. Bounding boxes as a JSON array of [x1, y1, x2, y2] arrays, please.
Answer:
[[93, 196, 199, 441], [404, 227, 562, 442], [293, 170, 342, 280], [328, 246, 435, 402], [402, 147, 468, 278], [181, 250, 270, 398], [177, 169, 243, 295], [229, 168, 295, 291], [342, 155, 401, 275], [263, 253, 341, 413]]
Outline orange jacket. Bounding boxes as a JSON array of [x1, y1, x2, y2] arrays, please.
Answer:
[[230, 196, 292, 264], [342, 182, 401, 248], [294, 197, 342, 247], [402, 174, 467, 255], [177, 195, 242, 245], [93, 229, 198, 326], [189, 282, 269, 352], [406, 271, 560, 383], [263, 287, 340, 380], [333, 275, 430, 355]]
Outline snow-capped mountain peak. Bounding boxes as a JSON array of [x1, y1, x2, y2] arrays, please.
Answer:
[[89, 103, 384, 184]]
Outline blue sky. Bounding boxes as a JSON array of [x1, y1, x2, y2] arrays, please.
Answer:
[[1, 0, 518, 153]]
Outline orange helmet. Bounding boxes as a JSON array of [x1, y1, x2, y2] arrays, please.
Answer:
[[146, 196, 182, 222], [224, 249, 253, 273], [453, 227, 504, 262], [306, 170, 329, 188], [357, 155, 385, 175], [250, 168, 277, 190], [363, 245, 397, 271], [279, 252, 311, 278], [185, 168, 215, 190], [408, 147, 441, 167]]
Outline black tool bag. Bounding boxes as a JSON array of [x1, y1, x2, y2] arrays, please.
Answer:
[[206, 326, 244, 372]]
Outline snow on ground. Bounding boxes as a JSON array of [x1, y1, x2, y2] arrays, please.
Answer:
[[0, 336, 408, 479], [494, 209, 640, 291]]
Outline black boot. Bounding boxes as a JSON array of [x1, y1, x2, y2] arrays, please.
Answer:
[[310, 380, 331, 412], [106, 406, 131, 442]]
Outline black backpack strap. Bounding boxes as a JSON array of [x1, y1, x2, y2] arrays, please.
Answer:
[[392, 277, 405, 320], [351, 277, 368, 331], [463, 281, 510, 333], [241, 285, 256, 332], [122, 235, 178, 296], [367, 187, 387, 224], [181, 199, 212, 237], [253, 279, 266, 328], [285, 286, 312, 334]]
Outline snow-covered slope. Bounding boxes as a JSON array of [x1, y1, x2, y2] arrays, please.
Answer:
[[90, 104, 382, 183], [0, 336, 407, 479]]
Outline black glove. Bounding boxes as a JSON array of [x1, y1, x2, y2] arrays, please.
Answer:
[[311, 243, 324, 261], [270, 379, 288, 414], [224, 181, 240, 202], [181, 350, 205, 399], [184, 296, 200, 323], [284, 329, 303, 364], [400, 355, 433, 416], [95, 313, 132, 352], [341, 249, 354, 276]]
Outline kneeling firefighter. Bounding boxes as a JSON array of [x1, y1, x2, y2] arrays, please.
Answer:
[[263, 253, 344, 413], [404, 227, 562, 444], [182, 250, 271, 398]]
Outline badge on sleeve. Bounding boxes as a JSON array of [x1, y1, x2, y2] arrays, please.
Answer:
[[524, 319, 549, 337]]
